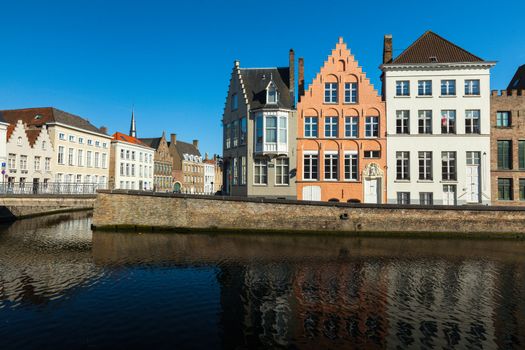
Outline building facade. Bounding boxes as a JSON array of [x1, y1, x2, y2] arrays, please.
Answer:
[[0, 108, 111, 189], [296, 38, 387, 203], [381, 31, 495, 205], [140, 132, 174, 192], [109, 132, 155, 190], [0, 115, 9, 182], [490, 69, 525, 205], [4, 120, 54, 191], [168, 134, 204, 194], [222, 51, 297, 199], [203, 154, 215, 195]]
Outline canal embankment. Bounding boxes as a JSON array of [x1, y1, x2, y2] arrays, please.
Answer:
[[92, 190, 525, 238], [0, 195, 96, 223]]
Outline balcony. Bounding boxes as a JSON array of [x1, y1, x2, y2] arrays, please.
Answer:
[[255, 142, 288, 155]]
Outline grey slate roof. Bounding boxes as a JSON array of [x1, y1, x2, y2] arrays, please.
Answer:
[[507, 64, 525, 90], [169, 141, 201, 158], [0, 107, 107, 134], [139, 137, 162, 150], [240, 67, 293, 110], [0, 113, 6, 124]]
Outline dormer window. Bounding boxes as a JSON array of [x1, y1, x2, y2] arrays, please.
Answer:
[[267, 82, 278, 104]]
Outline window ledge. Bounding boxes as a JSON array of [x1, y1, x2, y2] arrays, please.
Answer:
[[463, 95, 481, 98], [394, 95, 411, 98], [439, 95, 457, 98], [440, 180, 458, 183], [275, 184, 290, 187], [416, 95, 433, 98], [417, 180, 434, 183], [343, 102, 358, 105], [323, 102, 339, 105], [394, 180, 410, 183]]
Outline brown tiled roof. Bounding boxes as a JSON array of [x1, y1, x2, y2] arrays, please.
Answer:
[[6, 124, 15, 141], [507, 64, 525, 90], [392, 31, 484, 64], [0, 107, 108, 134], [25, 129, 42, 147], [112, 132, 151, 147]]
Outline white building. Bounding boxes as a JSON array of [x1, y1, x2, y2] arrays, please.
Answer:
[[203, 155, 215, 195], [109, 132, 155, 190], [0, 114, 8, 178], [381, 31, 495, 205], [5, 120, 54, 191]]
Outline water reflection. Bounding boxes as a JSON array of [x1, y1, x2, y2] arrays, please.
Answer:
[[0, 212, 102, 308], [0, 214, 524, 349], [92, 232, 525, 349]]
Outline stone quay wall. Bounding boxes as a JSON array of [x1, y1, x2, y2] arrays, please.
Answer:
[[0, 195, 96, 222], [92, 190, 525, 237]]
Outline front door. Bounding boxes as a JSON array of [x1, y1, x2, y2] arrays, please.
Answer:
[[466, 165, 480, 203], [443, 185, 457, 205], [302, 186, 321, 201], [364, 178, 381, 204]]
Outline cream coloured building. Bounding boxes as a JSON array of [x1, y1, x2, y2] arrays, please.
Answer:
[[4, 120, 54, 191], [109, 132, 155, 190], [0, 114, 8, 177], [0, 108, 112, 190]]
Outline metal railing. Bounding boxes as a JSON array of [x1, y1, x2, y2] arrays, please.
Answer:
[[0, 182, 108, 195]]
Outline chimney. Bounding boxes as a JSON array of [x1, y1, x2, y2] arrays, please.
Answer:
[[100, 126, 108, 135], [289, 49, 295, 105], [383, 34, 393, 64], [170, 133, 177, 144], [205, 152, 209, 160], [298, 57, 305, 101], [193, 139, 199, 149]]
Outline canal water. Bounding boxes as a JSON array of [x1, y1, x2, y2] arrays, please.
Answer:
[[0, 212, 524, 349]]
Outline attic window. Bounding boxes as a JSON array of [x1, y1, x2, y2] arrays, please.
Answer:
[[267, 83, 278, 104], [513, 79, 520, 88], [34, 114, 43, 120], [429, 56, 438, 63]]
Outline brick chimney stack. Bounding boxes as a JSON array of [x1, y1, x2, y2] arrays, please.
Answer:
[[193, 139, 199, 149], [100, 126, 108, 135], [289, 49, 295, 105], [298, 57, 305, 102], [170, 133, 177, 144], [383, 34, 393, 64]]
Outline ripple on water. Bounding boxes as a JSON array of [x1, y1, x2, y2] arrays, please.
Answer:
[[1, 215, 525, 349]]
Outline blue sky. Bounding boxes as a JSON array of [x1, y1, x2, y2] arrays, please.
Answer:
[[0, 0, 523, 155]]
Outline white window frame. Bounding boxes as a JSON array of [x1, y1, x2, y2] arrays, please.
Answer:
[[324, 83, 338, 103], [396, 151, 410, 180], [325, 117, 338, 138], [365, 116, 379, 138], [303, 152, 318, 181], [253, 159, 268, 185], [275, 158, 289, 185], [344, 82, 358, 103], [344, 151, 358, 181], [396, 110, 410, 134], [324, 151, 338, 181], [418, 151, 432, 180], [344, 116, 358, 138], [418, 110, 432, 134], [304, 117, 318, 138]]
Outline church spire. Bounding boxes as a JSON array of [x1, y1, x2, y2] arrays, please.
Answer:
[[130, 107, 136, 138]]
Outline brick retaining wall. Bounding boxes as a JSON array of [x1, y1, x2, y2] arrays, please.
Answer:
[[0, 195, 96, 222], [92, 191, 525, 237]]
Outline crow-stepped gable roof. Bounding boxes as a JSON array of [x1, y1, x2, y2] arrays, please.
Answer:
[[391, 31, 484, 65]]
